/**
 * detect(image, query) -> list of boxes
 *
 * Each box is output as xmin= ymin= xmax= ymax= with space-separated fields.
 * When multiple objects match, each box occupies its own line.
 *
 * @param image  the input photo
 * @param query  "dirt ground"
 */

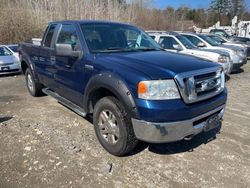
xmin=0 ymin=61 xmax=250 ymax=188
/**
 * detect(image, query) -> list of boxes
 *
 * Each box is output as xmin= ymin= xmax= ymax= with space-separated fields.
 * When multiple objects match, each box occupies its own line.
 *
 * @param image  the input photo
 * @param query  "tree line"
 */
xmin=0 ymin=0 xmax=249 ymax=44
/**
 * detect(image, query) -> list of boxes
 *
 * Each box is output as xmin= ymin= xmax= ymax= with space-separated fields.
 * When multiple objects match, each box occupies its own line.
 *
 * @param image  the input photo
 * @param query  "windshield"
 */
xmin=0 ymin=46 xmax=13 ymax=56
xmin=199 ymin=35 xmax=220 ymax=46
xmin=176 ymin=35 xmax=196 ymax=49
xmin=208 ymin=35 xmax=226 ymax=44
xmin=80 ymin=23 xmax=162 ymax=53
xmin=7 ymin=45 xmax=18 ymax=52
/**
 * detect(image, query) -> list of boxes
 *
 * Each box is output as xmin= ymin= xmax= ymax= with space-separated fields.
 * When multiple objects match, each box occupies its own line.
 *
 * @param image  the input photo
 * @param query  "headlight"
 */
xmin=218 ymin=55 xmax=228 ymax=63
xmin=236 ymin=50 xmax=245 ymax=57
xmin=138 ymin=80 xmax=180 ymax=100
xmin=216 ymin=69 xmax=225 ymax=89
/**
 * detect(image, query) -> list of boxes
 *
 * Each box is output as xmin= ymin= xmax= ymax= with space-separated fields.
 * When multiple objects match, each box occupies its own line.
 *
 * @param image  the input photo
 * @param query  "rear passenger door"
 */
xmin=38 ymin=24 xmax=59 ymax=89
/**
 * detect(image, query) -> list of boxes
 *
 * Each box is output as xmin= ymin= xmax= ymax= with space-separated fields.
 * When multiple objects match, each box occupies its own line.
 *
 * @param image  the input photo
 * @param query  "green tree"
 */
xmin=209 ymin=0 xmax=231 ymax=24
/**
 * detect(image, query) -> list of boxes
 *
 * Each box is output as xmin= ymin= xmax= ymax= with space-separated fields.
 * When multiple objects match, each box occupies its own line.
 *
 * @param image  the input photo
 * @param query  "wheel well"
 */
xmin=21 ymin=61 xmax=28 ymax=74
xmin=88 ymin=87 xmax=118 ymax=113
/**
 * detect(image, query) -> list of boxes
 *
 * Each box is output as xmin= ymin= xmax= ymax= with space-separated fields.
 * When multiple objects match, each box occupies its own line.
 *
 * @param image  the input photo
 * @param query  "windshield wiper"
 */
xmin=133 ymin=47 xmax=164 ymax=51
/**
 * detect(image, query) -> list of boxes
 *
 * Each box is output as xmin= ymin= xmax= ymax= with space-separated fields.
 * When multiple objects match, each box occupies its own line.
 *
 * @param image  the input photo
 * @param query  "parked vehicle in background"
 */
xmin=6 ymin=44 xmax=19 ymax=60
xmin=232 ymin=37 xmax=250 ymax=44
xmin=209 ymin=29 xmax=232 ymax=38
xmin=19 ymin=20 xmax=227 ymax=156
xmin=207 ymin=35 xmax=250 ymax=58
xmin=0 ymin=45 xmax=21 ymax=75
xmin=181 ymin=33 xmax=247 ymax=72
xmin=148 ymin=31 xmax=231 ymax=74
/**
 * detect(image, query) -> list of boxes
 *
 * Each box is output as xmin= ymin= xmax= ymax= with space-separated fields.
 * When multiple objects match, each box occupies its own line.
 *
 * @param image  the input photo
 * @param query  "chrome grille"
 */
xmin=175 ymin=67 xmax=225 ymax=104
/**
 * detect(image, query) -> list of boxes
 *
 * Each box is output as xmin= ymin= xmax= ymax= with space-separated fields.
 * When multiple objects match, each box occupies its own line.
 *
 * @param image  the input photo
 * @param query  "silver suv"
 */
xmin=148 ymin=32 xmax=231 ymax=74
xmin=180 ymin=33 xmax=247 ymax=72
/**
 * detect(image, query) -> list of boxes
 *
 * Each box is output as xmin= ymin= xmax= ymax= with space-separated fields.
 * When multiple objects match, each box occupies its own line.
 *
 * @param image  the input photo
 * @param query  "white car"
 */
xmin=180 ymin=33 xmax=247 ymax=72
xmin=0 ymin=45 xmax=21 ymax=75
xmin=148 ymin=32 xmax=231 ymax=74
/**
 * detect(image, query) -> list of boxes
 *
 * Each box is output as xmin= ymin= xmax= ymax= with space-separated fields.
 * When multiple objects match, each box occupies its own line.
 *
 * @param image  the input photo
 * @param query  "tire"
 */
xmin=25 ymin=68 xmax=43 ymax=97
xmin=93 ymin=96 xmax=138 ymax=156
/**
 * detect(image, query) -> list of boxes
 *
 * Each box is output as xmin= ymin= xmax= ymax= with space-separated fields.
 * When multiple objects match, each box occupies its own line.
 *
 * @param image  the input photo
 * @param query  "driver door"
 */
xmin=54 ymin=24 xmax=85 ymax=106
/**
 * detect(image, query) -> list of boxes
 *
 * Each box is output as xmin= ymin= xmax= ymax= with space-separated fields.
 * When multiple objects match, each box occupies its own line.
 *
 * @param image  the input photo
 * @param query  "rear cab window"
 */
xmin=43 ymin=24 xmax=57 ymax=48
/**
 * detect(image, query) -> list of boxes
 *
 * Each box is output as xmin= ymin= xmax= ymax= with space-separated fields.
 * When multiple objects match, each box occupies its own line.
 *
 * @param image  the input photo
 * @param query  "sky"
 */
xmin=155 ymin=0 xmax=250 ymax=10
xmin=155 ymin=0 xmax=211 ymax=9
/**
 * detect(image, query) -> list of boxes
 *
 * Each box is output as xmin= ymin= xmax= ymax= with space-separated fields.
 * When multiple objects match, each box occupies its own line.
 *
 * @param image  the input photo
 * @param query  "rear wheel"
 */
xmin=93 ymin=96 xmax=138 ymax=156
xmin=25 ymin=68 xmax=43 ymax=97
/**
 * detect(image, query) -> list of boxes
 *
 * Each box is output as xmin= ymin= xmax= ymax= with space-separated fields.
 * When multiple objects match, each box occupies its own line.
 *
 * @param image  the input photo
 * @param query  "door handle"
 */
xmin=65 ymin=64 xmax=71 ymax=68
xmin=50 ymin=56 xmax=56 ymax=63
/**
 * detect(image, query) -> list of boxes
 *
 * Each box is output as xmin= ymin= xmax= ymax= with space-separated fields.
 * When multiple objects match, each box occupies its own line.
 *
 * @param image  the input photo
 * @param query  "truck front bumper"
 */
xmin=132 ymin=105 xmax=225 ymax=143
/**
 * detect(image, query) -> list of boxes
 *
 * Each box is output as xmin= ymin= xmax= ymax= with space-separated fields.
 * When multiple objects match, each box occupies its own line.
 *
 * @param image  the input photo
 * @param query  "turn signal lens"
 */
xmin=138 ymin=82 xmax=147 ymax=94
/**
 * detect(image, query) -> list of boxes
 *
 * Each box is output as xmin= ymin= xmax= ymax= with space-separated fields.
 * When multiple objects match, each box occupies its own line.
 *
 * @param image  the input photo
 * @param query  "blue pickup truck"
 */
xmin=19 ymin=20 xmax=227 ymax=156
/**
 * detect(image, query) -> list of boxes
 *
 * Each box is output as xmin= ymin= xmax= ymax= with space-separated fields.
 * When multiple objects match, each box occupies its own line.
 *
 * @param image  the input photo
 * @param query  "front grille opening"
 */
xmin=175 ymin=68 xmax=224 ymax=104
xmin=193 ymin=111 xmax=220 ymax=127
xmin=194 ymin=72 xmax=216 ymax=80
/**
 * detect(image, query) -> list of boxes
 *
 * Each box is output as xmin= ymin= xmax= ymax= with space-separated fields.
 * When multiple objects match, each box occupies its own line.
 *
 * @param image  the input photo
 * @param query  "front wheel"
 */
xmin=25 ymin=68 xmax=43 ymax=97
xmin=93 ymin=96 xmax=138 ymax=156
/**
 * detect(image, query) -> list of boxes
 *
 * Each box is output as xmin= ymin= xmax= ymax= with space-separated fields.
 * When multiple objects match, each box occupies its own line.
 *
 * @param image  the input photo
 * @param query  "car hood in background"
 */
xmin=197 ymin=48 xmax=230 ymax=56
xmin=0 ymin=55 xmax=18 ymax=65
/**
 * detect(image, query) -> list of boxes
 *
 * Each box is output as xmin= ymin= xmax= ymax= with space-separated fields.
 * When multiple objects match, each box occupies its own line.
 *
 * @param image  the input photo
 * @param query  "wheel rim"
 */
xmin=27 ymin=73 xmax=34 ymax=92
xmin=98 ymin=110 xmax=120 ymax=145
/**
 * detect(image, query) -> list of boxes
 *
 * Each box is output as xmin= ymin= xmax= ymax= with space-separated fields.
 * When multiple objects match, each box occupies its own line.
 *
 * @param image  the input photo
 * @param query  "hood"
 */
xmin=94 ymin=51 xmax=220 ymax=79
xmin=224 ymin=42 xmax=247 ymax=48
xmin=0 ymin=55 xmax=17 ymax=65
xmin=197 ymin=48 xmax=230 ymax=56
xmin=221 ymin=44 xmax=245 ymax=51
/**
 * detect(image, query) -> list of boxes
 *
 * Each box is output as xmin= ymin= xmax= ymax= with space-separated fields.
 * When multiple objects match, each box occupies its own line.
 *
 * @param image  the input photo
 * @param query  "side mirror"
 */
xmin=197 ymin=42 xmax=206 ymax=48
xmin=173 ymin=44 xmax=183 ymax=51
xmin=55 ymin=44 xmax=80 ymax=58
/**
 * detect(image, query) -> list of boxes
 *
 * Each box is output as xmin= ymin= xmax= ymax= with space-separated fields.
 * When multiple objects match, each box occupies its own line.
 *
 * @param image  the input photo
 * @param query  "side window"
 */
xmin=184 ymin=35 xmax=201 ymax=46
xmin=44 ymin=24 xmax=57 ymax=48
xmin=56 ymin=24 xmax=80 ymax=51
xmin=159 ymin=36 xmax=178 ymax=49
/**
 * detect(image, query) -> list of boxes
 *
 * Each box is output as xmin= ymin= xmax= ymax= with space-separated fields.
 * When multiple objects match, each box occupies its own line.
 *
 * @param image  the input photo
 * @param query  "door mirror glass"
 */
xmin=55 ymin=44 xmax=80 ymax=57
xmin=173 ymin=44 xmax=183 ymax=51
xmin=197 ymin=42 xmax=206 ymax=48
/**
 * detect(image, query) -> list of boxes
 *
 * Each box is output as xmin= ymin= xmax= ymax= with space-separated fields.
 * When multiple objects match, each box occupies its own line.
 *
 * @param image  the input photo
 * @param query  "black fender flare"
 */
xmin=20 ymin=55 xmax=39 ymax=81
xmin=83 ymin=73 xmax=139 ymax=119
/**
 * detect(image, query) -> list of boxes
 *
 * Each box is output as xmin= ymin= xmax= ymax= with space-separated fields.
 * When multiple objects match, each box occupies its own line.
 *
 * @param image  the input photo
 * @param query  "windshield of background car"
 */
xmin=80 ymin=23 xmax=162 ymax=53
xmin=176 ymin=35 xmax=196 ymax=49
xmin=213 ymin=30 xmax=230 ymax=38
xmin=209 ymin=35 xmax=225 ymax=43
xmin=0 ymin=47 xmax=13 ymax=56
xmin=8 ymin=45 xmax=18 ymax=52
xmin=199 ymin=35 xmax=220 ymax=46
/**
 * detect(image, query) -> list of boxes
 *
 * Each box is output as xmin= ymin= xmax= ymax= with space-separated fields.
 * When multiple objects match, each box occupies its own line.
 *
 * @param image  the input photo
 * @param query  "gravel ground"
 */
xmin=0 ymin=61 xmax=250 ymax=188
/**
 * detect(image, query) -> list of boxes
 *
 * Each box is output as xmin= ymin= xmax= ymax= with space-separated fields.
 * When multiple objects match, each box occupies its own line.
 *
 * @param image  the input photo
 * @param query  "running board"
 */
xmin=42 ymin=88 xmax=87 ymax=117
